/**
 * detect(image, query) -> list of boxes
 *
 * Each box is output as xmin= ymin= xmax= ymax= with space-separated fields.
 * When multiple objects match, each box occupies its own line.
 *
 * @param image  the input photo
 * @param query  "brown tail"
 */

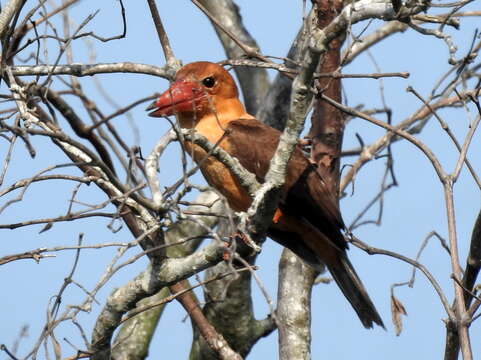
xmin=328 ymin=255 xmax=385 ymax=329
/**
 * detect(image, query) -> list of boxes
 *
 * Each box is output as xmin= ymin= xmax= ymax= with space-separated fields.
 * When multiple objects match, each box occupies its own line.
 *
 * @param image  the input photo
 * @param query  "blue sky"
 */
xmin=1 ymin=1 xmax=480 ymax=359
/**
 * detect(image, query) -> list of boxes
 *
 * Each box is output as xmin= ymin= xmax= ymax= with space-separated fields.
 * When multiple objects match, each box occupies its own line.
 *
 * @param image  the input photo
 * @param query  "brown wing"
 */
xmin=225 ymin=119 xmax=346 ymax=250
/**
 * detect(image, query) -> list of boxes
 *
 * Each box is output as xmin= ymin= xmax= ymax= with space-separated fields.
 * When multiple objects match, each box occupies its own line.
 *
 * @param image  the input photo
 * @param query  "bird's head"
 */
xmin=147 ymin=61 xmax=240 ymax=127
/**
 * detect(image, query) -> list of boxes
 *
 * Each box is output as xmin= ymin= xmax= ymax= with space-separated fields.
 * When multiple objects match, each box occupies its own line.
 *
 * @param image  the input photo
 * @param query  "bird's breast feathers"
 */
xmin=184 ymin=139 xmax=253 ymax=212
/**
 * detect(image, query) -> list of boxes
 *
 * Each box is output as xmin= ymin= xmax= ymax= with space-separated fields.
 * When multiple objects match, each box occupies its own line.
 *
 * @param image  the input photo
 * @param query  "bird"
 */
xmin=147 ymin=61 xmax=384 ymax=329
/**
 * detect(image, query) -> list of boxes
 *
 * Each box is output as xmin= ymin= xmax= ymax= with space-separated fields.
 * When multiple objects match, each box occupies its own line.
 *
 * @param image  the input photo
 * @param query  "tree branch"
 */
xmin=146 ymin=0 xmax=181 ymax=71
xmin=0 ymin=0 xmax=24 ymax=39
xmin=278 ymin=249 xmax=317 ymax=360
xmin=90 ymin=241 xmax=226 ymax=359
xmin=10 ymin=62 xmax=172 ymax=79
xmin=197 ymin=0 xmax=270 ymax=114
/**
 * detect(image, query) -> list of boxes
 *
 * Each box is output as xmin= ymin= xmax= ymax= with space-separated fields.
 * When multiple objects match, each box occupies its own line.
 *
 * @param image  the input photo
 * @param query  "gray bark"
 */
xmin=278 ymin=249 xmax=317 ymax=360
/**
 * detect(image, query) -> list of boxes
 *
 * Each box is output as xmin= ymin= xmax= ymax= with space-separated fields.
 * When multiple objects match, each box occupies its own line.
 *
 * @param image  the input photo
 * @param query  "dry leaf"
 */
xmin=39 ymin=222 xmax=53 ymax=234
xmin=391 ymin=294 xmax=408 ymax=336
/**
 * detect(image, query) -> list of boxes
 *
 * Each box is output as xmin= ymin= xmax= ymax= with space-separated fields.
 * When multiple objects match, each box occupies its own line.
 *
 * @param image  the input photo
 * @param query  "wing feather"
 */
xmin=225 ymin=119 xmax=346 ymax=250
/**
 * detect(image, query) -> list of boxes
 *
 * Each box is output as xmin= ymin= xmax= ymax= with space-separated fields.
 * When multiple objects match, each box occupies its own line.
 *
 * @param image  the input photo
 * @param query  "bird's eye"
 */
xmin=202 ymin=76 xmax=216 ymax=88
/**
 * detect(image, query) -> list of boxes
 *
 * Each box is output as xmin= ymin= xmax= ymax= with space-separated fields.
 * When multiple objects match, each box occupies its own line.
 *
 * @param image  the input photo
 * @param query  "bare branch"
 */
xmin=11 ymin=62 xmax=172 ymax=78
xmin=145 ymin=129 xmax=176 ymax=208
xmin=320 ymin=93 xmax=447 ymax=181
xmin=197 ymin=0 xmax=270 ymax=114
xmin=0 ymin=0 xmax=24 ymax=39
xmin=146 ymin=0 xmax=181 ymax=71
xmin=350 ymin=236 xmax=454 ymax=319
xmin=90 ymin=241 xmax=226 ymax=359
xmin=278 ymin=249 xmax=317 ymax=360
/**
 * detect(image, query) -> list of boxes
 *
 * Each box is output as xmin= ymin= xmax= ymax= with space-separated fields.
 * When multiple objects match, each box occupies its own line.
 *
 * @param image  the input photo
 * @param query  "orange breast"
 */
xmin=183 ymin=140 xmax=252 ymax=212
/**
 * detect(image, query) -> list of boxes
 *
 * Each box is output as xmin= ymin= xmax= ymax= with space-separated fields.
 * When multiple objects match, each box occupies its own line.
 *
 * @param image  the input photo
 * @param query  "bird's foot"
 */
xmin=233 ymin=230 xmax=261 ymax=254
xmin=220 ymin=236 xmax=234 ymax=261
xmin=221 ymin=230 xmax=262 ymax=261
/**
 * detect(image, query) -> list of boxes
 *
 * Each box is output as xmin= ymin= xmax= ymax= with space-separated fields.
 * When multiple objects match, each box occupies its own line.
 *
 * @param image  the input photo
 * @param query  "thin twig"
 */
xmin=146 ymin=0 xmax=180 ymax=70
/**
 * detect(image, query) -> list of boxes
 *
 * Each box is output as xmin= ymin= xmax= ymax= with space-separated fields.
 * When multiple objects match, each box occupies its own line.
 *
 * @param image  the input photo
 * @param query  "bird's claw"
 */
xmin=220 ymin=236 xmax=234 ymax=261
xmin=234 ymin=231 xmax=261 ymax=254
xmin=220 ymin=231 xmax=261 ymax=261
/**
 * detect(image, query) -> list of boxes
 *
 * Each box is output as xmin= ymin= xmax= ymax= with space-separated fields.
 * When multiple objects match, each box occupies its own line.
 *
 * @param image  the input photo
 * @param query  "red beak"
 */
xmin=146 ymin=80 xmax=207 ymax=117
